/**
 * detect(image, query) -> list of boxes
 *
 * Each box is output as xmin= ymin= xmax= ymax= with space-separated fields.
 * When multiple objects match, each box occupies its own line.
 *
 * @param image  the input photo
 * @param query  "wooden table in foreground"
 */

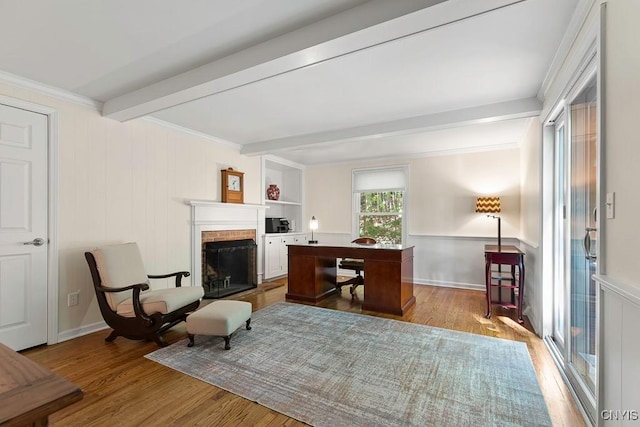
xmin=0 ymin=343 xmax=83 ymax=426
xmin=286 ymin=243 xmax=415 ymax=315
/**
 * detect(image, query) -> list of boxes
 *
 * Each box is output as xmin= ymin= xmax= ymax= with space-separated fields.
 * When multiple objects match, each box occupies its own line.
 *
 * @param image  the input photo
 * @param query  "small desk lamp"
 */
xmin=309 ymin=216 xmax=318 ymax=244
xmin=476 ymin=197 xmax=502 ymax=249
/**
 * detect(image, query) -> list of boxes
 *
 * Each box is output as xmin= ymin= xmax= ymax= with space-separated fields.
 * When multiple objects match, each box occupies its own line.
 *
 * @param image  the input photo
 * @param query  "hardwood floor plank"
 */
xmin=23 ymin=281 xmax=584 ymax=426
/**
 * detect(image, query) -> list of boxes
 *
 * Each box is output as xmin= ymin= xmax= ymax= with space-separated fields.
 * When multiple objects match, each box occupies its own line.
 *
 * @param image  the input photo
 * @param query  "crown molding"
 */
xmin=0 ymin=70 xmax=244 ymax=149
xmin=142 ymin=116 xmax=241 ymax=150
xmin=0 ymin=70 xmax=102 ymax=110
xmin=242 ymin=98 xmax=540 ymax=156
xmin=538 ymin=0 xmax=599 ymax=102
xmin=305 ymin=141 xmax=520 ymax=168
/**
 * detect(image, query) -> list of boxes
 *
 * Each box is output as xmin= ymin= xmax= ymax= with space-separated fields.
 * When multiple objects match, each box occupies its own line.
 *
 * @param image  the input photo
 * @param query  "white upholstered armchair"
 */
xmin=85 ymin=242 xmax=203 ymax=347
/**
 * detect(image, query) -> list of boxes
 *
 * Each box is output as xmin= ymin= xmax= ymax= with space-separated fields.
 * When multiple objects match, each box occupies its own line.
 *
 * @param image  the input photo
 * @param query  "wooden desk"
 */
xmin=0 ymin=343 xmax=83 ymax=426
xmin=484 ymin=244 xmax=525 ymax=324
xmin=286 ymin=243 xmax=415 ymax=315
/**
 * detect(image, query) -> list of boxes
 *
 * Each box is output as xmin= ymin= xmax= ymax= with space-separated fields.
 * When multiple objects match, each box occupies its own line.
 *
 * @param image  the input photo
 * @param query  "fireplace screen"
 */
xmin=203 ymin=239 xmax=257 ymax=298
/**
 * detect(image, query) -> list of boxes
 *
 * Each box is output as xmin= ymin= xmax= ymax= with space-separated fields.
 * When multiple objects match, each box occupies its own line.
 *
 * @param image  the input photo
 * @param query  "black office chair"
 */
xmin=336 ymin=237 xmax=377 ymax=298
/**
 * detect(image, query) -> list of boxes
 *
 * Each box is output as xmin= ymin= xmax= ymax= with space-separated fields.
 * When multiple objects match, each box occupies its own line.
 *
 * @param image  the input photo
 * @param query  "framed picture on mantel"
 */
xmin=221 ymin=168 xmax=244 ymax=204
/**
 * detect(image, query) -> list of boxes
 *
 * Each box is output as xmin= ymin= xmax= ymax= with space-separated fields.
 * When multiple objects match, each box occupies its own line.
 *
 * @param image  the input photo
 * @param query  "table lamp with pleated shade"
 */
xmin=476 ymin=197 xmax=502 ymax=248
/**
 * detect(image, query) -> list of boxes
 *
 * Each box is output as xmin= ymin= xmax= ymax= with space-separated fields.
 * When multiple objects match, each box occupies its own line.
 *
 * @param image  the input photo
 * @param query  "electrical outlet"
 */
xmin=68 ymin=291 xmax=79 ymax=307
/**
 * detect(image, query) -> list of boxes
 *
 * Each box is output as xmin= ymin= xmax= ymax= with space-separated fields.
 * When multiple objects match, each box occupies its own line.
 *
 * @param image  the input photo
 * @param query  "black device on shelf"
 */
xmin=265 ymin=217 xmax=290 ymax=233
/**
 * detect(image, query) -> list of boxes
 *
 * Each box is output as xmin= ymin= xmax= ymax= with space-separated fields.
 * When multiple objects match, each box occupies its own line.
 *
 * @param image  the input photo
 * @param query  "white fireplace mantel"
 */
xmin=188 ymin=200 xmax=267 ymax=285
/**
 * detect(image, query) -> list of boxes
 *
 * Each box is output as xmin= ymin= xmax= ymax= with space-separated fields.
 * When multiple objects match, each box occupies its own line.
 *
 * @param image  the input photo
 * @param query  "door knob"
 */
xmin=583 ymin=227 xmax=597 ymax=261
xmin=24 ymin=238 xmax=45 ymax=246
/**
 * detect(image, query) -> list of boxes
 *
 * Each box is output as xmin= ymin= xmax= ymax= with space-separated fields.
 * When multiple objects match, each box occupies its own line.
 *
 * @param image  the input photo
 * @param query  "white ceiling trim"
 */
xmin=0 ymin=70 xmax=102 ymax=110
xmin=240 ymin=97 xmax=541 ymax=156
xmin=141 ymin=117 xmax=240 ymax=150
xmin=0 ymin=67 xmax=241 ymax=149
xmin=102 ymin=0 xmax=526 ymax=122
xmin=537 ymin=0 xmax=597 ymax=101
xmin=0 ymin=70 xmax=239 ymax=151
xmin=305 ymin=141 xmax=521 ymax=168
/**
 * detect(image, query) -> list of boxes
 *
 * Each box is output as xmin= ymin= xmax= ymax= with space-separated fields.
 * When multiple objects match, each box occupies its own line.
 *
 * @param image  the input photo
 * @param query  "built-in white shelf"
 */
xmin=261 ymin=155 xmax=304 ymax=230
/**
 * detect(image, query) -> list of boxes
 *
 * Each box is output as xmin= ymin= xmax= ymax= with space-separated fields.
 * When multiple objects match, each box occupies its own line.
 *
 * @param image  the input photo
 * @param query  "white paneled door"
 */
xmin=0 ymin=104 xmax=48 ymax=351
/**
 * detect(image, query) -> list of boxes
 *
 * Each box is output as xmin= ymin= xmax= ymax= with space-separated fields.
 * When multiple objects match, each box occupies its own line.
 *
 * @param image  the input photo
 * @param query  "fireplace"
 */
xmin=203 ymin=239 xmax=257 ymax=298
xmin=189 ymin=200 xmax=267 ymax=292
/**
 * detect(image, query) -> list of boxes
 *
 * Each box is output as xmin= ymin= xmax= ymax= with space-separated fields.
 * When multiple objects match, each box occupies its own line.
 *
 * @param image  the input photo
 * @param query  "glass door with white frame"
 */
xmin=552 ymin=113 xmax=567 ymax=354
xmin=567 ymin=76 xmax=597 ymax=397
xmin=550 ymin=74 xmax=598 ymax=422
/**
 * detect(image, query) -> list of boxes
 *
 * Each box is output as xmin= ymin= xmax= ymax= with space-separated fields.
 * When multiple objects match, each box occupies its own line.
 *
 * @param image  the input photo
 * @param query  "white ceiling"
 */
xmin=0 ymin=0 xmax=580 ymax=165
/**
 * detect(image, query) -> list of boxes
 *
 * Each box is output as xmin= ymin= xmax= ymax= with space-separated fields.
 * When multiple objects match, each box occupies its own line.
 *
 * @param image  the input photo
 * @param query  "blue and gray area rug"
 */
xmin=146 ymin=302 xmax=552 ymax=426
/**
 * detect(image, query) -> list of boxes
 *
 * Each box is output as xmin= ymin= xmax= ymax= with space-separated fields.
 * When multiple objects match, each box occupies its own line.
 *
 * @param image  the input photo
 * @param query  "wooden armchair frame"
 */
xmin=85 ymin=252 xmax=200 ymax=347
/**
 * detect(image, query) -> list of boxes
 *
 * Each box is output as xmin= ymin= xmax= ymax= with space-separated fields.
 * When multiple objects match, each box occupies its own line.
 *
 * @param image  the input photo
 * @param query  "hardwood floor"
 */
xmin=23 ymin=281 xmax=585 ymax=426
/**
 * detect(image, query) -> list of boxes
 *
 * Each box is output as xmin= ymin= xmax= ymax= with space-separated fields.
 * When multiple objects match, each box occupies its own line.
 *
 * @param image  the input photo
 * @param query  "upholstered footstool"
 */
xmin=186 ymin=300 xmax=252 ymax=350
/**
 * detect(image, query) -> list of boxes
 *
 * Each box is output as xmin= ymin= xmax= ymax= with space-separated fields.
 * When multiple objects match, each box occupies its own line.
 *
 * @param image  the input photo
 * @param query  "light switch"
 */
xmin=606 ymin=192 xmax=615 ymax=219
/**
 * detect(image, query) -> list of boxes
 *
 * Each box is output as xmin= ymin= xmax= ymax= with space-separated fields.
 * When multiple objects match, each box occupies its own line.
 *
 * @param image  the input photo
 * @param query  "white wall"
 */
xmin=0 ymin=81 xmax=261 ymax=337
xmin=519 ymin=118 xmax=542 ymax=333
xmin=599 ymin=1 xmax=640 ymax=424
xmin=409 ymin=149 xmax=521 ymax=238
xmin=306 ymin=164 xmax=353 ymax=233
xmin=520 ymin=118 xmax=541 ymax=245
xmin=603 ymin=0 xmax=640 ymax=284
xmin=306 ymin=148 xmax=522 ymax=289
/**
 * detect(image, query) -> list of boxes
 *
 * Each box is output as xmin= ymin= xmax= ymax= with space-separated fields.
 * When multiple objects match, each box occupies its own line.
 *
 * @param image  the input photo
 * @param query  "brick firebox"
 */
xmin=200 ymin=229 xmax=256 ymax=286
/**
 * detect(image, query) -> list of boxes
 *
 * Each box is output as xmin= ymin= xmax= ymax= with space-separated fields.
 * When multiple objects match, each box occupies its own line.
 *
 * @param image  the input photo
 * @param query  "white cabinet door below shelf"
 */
xmin=281 ymin=236 xmax=295 ymax=274
xmin=265 ymin=237 xmax=282 ymax=279
xmin=264 ymin=234 xmax=307 ymax=280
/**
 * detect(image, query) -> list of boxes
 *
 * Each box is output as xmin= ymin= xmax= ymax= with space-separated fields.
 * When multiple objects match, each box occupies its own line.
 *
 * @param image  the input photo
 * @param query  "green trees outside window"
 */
xmin=358 ymin=191 xmax=403 ymax=244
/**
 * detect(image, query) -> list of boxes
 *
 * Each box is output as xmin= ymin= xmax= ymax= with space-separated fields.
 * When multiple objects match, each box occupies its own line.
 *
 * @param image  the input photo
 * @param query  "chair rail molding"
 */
xmin=594 ymin=274 xmax=640 ymax=305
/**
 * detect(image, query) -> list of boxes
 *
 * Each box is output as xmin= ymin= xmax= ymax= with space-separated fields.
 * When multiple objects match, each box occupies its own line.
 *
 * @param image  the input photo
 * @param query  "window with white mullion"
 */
xmin=352 ymin=166 xmax=408 ymax=245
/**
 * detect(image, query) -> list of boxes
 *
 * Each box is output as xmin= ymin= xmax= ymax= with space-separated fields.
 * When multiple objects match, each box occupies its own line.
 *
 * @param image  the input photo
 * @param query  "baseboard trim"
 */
xmin=414 ymin=279 xmax=483 ymax=291
xmin=58 ymin=320 xmax=109 ymax=343
xmin=523 ymin=305 xmax=541 ymax=336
